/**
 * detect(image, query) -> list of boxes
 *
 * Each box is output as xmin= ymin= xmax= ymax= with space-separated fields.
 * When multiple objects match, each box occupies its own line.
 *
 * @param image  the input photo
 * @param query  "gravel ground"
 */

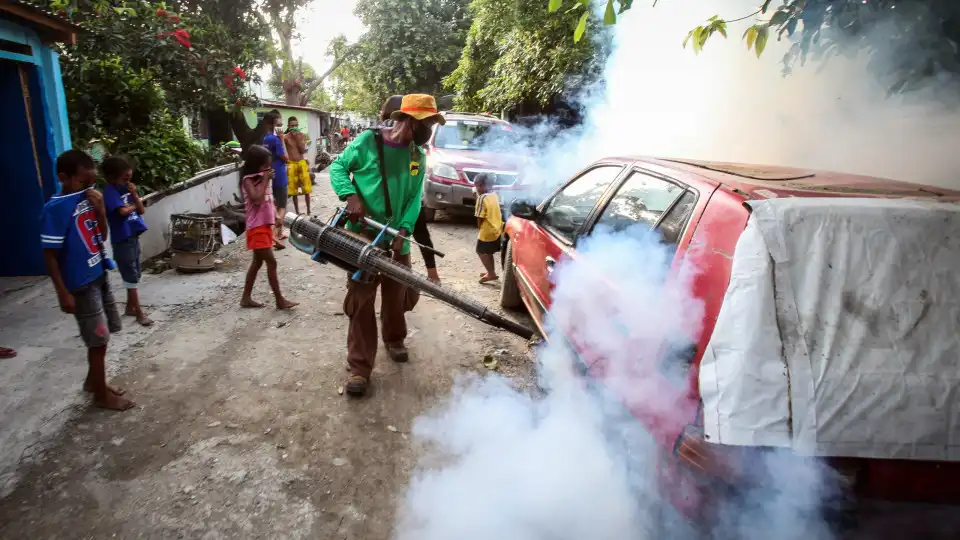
xmin=0 ymin=174 xmax=536 ymax=539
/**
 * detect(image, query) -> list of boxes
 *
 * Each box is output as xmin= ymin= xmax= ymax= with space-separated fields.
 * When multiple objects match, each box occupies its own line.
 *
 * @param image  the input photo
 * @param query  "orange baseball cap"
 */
xmin=390 ymin=94 xmax=446 ymax=125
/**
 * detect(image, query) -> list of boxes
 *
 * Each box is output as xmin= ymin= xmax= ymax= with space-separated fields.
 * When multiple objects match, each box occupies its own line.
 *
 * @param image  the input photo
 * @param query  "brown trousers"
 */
xmin=342 ymin=253 xmax=419 ymax=378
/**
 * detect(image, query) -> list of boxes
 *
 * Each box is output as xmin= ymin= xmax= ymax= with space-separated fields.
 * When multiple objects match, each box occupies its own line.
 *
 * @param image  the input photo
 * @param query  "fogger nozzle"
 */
xmin=283 ymin=212 xmax=536 ymax=340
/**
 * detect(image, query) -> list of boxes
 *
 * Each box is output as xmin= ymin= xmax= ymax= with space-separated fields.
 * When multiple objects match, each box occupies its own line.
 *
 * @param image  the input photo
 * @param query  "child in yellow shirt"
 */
xmin=474 ymin=173 xmax=504 ymax=284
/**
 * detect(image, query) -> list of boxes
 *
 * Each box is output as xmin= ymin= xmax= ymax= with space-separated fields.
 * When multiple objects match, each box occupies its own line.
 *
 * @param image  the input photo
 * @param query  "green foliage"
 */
xmin=330 ymin=0 xmax=472 ymax=114
xmin=50 ymin=0 xmax=269 ymax=189
xmin=121 ymin=112 xmax=206 ymax=193
xmin=446 ymin=0 xmax=605 ymax=113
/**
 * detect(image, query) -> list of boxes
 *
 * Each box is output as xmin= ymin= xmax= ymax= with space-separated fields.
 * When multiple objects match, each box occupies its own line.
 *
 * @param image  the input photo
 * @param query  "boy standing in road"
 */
xmin=102 ymin=156 xmax=152 ymax=327
xmin=284 ymin=116 xmax=312 ymax=215
xmin=261 ymin=112 xmax=289 ymax=242
xmin=41 ymin=150 xmax=134 ymax=411
xmin=474 ymin=173 xmax=503 ymax=284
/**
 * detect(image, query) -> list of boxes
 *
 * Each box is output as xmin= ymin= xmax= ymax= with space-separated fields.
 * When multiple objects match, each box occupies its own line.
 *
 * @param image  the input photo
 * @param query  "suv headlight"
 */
xmin=430 ymin=162 xmax=459 ymax=180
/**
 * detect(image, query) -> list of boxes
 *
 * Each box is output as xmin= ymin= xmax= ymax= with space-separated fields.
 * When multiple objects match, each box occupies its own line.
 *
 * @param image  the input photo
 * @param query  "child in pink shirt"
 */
xmin=239 ymin=145 xmax=298 ymax=310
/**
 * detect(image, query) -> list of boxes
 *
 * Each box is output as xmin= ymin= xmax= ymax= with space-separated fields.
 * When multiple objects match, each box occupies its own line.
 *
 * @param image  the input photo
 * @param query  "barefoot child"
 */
xmin=102 ymin=156 xmax=152 ymax=326
xmin=239 ymin=145 xmax=298 ymax=310
xmin=41 ymin=150 xmax=134 ymax=411
xmin=473 ymin=173 xmax=503 ymax=284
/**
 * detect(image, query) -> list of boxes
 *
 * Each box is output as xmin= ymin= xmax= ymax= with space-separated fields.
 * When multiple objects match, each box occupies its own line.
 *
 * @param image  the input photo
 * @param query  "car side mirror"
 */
xmin=510 ymin=200 xmax=538 ymax=220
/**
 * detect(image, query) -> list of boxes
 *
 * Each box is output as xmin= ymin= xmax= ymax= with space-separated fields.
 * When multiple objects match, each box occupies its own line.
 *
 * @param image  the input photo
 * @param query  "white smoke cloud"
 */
xmin=588 ymin=0 xmax=960 ymax=190
xmin=389 ymin=1 xmax=957 ymax=537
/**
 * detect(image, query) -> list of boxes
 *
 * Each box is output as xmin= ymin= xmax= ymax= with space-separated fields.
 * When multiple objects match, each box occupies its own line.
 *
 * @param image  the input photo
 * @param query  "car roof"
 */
xmin=615 ymin=156 xmax=960 ymax=202
xmin=440 ymin=111 xmax=510 ymax=125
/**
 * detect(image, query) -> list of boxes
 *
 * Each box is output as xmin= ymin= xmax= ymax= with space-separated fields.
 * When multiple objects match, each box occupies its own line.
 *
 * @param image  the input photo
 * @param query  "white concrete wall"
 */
xmin=105 ymin=164 xmax=241 ymax=261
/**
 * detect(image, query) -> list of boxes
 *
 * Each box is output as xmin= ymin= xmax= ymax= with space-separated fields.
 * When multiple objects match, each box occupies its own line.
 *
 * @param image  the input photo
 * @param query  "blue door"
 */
xmin=0 ymin=59 xmax=54 ymax=276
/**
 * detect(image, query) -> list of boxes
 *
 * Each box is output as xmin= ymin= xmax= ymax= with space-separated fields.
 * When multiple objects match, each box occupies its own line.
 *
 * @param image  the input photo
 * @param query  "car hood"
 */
xmin=428 ymin=147 xmax=526 ymax=173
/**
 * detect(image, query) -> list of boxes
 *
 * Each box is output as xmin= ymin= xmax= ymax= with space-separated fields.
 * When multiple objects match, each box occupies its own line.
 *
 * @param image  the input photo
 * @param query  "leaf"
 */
xmin=604 ymin=0 xmax=616 ymax=25
xmin=683 ymin=28 xmax=695 ymax=49
xmin=769 ymin=10 xmax=789 ymax=27
xmin=755 ymin=25 xmax=769 ymax=58
xmin=690 ymin=26 xmax=703 ymax=53
xmin=574 ymin=11 xmax=589 ymax=42
xmin=714 ymin=20 xmax=727 ymax=38
xmin=744 ymin=25 xmax=759 ymax=50
xmin=548 ymin=0 xmax=563 ymax=13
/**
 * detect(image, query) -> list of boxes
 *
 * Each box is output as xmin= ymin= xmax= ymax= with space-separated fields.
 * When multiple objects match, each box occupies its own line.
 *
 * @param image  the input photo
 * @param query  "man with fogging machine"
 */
xmin=379 ymin=95 xmax=443 ymax=285
xmin=329 ymin=94 xmax=445 ymax=397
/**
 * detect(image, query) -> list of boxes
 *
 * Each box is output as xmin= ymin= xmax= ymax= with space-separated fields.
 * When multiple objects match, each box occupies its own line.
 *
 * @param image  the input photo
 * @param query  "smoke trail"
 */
xmin=391 ymin=0 xmax=960 ymax=537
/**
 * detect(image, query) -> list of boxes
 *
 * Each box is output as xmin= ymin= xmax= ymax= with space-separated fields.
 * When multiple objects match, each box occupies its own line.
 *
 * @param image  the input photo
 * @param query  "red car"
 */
xmin=500 ymin=156 xmax=960 ymax=537
xmin=421 ymin=112 xmax=526 ymax=221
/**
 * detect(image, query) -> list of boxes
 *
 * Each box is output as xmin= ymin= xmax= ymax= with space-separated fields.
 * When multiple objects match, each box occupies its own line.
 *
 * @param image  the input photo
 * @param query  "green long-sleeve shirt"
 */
xmin=329 ymin=130 xmax=425 ymax=255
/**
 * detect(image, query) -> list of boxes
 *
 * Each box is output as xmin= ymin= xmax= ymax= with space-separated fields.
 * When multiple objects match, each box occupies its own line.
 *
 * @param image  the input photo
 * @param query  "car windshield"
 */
xmin=433 ymin=120 xmax=515 ymax=151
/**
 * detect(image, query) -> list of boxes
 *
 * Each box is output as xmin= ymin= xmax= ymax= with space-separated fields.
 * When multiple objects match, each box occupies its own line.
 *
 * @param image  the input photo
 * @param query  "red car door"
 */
xmin=512 ymin=165 xmax=626 ymax=327
xmin=577 ymin=168 xmax=706 ymax=442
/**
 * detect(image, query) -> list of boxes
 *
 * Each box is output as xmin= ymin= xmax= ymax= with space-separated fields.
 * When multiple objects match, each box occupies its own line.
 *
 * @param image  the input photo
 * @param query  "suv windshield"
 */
xmin=433 ymin=120 xmax=515 ymax=151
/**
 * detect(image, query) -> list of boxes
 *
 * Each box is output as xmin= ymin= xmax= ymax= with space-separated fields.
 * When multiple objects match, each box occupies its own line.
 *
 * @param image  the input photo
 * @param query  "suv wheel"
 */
xmin=500 ymin=241 xmax=523 ymax=310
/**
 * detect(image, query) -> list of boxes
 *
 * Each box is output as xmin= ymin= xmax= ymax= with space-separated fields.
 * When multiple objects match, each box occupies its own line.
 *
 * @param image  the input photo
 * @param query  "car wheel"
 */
xmin=500 ymin=241 xmax=524 ymax=310
xmin=422 ymin=207 xmax=436 ymax=223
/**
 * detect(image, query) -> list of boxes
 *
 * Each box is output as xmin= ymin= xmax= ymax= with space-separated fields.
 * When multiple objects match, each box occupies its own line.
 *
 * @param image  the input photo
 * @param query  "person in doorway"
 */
xmin=329 ymin=94 xmax=445 ymax=397
xmin=41 ymin=149 xmax=133 ymax=411
xmin=102 ymin=156 xmax=152 ymax=326
xmin=239 ymin=145 xmax=298 ymax=311
xmin=473 ymin=172 xmax=503 ymax=284
xmin=379 ymin=94 xmax=441 ymax=284
xmin=284 ymin=116 xmax=312 ymax=215
xmin=261 ymin=111 xmax=289 ymax=245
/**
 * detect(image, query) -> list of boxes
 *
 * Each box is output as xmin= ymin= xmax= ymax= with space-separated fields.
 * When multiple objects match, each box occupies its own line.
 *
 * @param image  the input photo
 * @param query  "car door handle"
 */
xmin=545 ymin=256 xmax=556 ymax=273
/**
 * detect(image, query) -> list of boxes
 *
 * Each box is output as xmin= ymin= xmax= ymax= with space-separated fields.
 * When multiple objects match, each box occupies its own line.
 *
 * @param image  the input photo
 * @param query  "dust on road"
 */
xmin=0 ymin=175 xmax=535 ymax=539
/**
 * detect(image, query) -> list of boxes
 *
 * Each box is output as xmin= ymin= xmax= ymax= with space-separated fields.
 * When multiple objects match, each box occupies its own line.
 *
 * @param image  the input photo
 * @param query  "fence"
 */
xmin=115 ymin=163 xmax=241 ymax=261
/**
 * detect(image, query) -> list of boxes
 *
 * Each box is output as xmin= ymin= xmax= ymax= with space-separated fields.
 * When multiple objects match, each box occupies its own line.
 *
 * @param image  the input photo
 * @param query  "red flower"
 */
xmin=169 ymin=15 xmax=181 ymax=24
xmin=156 ymin=9 xmax=168 ymax=17
xmin=173 ymin=29 xmax=191 ymax=49
xmin=156 ymin=33 xmax=163 ymax=39
xmin=236 ymin=99 xmax=242 ymax=105
xmin=232 ymin=66 xmax=247 ymax=81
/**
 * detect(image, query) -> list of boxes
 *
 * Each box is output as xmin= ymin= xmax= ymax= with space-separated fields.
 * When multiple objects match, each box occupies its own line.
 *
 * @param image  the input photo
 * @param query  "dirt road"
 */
xmin=0 ymin=174 xmax=534 ymax=539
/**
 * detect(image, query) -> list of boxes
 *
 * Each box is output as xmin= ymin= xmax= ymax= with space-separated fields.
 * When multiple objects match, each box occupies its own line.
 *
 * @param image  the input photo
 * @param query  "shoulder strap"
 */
xmin=372 ymin=128 xmax=393 ymax=219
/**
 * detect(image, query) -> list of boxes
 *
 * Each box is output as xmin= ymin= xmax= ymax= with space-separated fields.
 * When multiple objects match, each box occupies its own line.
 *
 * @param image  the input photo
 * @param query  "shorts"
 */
xmin=287 ymin=160 xmax=312 ymax=195
xmin=476 ymin=237 xmax=502 ymax=255
xmin=246 ymin=224 xmax=274 ymax=250
xmin=72 ymin=274 xmax=122 ymax=348
xmin=112 ymin=236 xmax=142 ymax=289
xmin=273 ymin=184 xmax=288 ymax=211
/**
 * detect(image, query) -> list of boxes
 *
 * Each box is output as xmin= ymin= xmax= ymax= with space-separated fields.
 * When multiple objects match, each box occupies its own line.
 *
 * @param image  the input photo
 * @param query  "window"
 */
xmin=540 ymin=166 xmax=622 ymax=244
xmin=657 ymin=191 xmax=697 ymax=245
xmin=594 ymin=172 xmax=697 ymax=246
xmin=433 ymin=120 xmax=517 ymax=151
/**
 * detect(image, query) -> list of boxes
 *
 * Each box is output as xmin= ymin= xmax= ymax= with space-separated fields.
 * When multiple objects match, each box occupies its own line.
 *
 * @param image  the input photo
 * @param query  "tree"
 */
xmin=260 ymin=0 xmax=358 ymax=106
xmin=48 ymin=0 xmax=266 ymax=190
xmin=447 ymin=0 xmax=608 ymax=114
xmin=555 ymin=0 xmax=960 ymax=95
xmin=331 ymin=0 xmax=472 ymax=113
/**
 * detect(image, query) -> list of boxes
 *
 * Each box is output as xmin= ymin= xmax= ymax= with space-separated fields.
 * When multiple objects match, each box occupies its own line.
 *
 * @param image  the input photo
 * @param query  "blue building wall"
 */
xmin=0 ymin=19 xmax=72 ymax=276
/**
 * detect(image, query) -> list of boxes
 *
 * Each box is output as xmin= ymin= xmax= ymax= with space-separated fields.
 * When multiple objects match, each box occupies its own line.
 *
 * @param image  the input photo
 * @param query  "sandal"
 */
xmin=0 ymin=347 xmax=16 ymax=359
xmin=479 ymin=274 xmax=499 ymax=284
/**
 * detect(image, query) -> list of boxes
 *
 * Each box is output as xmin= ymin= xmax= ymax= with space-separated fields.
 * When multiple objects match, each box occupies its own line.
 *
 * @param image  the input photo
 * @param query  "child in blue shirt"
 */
xmin=41 ymin=150 xmax=134 ymax=411
xmin=102 ymin=156 xmax=152 ymax=327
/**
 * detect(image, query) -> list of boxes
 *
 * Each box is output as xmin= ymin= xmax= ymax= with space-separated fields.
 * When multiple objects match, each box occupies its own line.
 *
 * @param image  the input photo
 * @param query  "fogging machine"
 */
xmin=285 ymin=209 xmax=535 ymax=340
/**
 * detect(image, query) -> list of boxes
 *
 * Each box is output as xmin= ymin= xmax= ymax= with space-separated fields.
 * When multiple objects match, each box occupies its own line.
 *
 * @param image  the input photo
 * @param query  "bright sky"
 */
xmin=294 ymin=0 xmax=365 ymax=75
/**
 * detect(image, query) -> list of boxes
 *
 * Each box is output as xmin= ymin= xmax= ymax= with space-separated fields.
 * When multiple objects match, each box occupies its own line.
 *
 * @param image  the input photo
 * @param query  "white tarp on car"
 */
xmin=700 ymin=197 xmax=960 ymax=461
